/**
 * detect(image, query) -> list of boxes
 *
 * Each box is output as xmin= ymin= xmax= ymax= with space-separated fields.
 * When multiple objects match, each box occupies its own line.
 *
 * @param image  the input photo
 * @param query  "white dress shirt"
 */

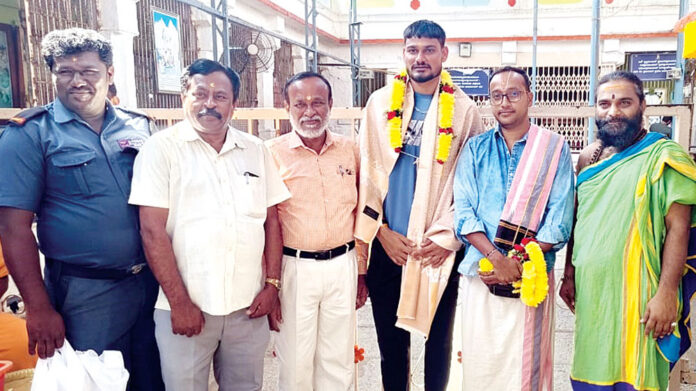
xmin=129 ymin=120 xmax=290 ymax=315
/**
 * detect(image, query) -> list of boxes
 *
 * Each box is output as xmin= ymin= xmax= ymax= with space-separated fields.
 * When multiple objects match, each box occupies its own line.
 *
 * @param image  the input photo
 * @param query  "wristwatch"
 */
xmin=265 ymin=277 xmax=281 ymax=291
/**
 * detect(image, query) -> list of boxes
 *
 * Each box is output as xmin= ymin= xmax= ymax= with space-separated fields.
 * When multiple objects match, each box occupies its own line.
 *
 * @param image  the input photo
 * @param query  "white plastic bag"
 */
xmin=31 ymin=339 xmax=129 ymax=391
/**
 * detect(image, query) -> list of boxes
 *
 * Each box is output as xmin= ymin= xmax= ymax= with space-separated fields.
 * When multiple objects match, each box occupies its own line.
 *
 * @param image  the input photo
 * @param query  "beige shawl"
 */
xmin=355 ymin=76 xmax=483 ymax=337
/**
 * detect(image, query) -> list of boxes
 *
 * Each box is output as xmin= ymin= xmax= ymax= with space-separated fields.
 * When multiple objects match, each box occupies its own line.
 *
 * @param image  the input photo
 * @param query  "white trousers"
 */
xmin=276 ymin=249 xmax=357 ymax=391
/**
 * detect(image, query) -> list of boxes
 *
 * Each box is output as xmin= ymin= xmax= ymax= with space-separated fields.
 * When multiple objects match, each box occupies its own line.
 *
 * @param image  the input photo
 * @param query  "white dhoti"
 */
xmin=459 ymin=275 xmax=554 ymax=391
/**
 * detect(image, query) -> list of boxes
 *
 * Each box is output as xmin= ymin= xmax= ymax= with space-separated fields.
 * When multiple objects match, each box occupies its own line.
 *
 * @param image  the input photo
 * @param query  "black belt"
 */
xmin=487 ymin=283 xmax=520 ymax=298
xmin=283 ymin=241 xmax=355 ymax=261
xmin=46 ymin=258 xmax=148 ymax=280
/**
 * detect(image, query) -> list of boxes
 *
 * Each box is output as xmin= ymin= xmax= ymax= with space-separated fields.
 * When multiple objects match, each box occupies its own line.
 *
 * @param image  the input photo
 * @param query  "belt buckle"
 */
xmin=314 ymin=250 xmax=330 ymax=261
xmin=129 ymin=264 xmax=145 ymax=275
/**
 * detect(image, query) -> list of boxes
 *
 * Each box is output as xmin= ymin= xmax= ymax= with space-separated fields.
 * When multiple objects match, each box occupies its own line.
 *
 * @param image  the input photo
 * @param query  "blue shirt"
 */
xmin=383 ymin=92 xmax=432 ymax=235
xmin=0 ymin=99 xmax=151 ymax=268
xmin=453 ymin=126 xmax=575 ymax=276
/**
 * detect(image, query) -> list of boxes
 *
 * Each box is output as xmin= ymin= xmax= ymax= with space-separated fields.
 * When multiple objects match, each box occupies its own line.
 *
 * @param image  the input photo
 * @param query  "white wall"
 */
xmin=99 ymin=0 xmax=140 ymax=107
xmin=222 ymin=0 xmax=693 ymax=107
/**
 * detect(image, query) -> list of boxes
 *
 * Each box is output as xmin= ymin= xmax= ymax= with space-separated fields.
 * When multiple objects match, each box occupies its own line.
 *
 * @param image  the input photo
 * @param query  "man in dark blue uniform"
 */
xmin=0 ymin=28 xmax=164 ymax=390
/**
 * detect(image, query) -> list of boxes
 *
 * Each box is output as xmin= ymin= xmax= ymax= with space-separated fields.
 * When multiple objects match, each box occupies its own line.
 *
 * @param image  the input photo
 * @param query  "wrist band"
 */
xmin=485 ymin=248 xmax=498 ymax=259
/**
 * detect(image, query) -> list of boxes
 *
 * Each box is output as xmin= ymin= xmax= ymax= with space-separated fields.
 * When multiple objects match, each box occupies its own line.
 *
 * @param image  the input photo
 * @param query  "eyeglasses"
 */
xmin=490 ymin=89 xmax=524 ymax=105
xmin=53 ymin=68 xmax=102 ymax=82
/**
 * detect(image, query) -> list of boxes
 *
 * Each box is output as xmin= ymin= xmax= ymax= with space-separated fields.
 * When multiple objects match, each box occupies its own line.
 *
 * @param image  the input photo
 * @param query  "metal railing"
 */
xmin=1 ymin=105 xmax=692 ymax=152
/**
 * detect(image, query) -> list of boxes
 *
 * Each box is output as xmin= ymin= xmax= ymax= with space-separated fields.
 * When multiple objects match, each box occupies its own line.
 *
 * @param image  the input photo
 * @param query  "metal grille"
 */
xmin=472 ymin=66 xmax=593 ymax=151
xmin=533 ymin=66 xmax=591 ymax=107
xmin=359 ymin=70 xmax=387 ymax=107
xmin=530 ymin=65 xmax=591 ymax=150
xmin=22 ymin=0 xmax=100 ymax=106
xmin=479 ymin=115 xmax=589 ymax=152
xmin=133 ymin=0 xmax=198 ymax=108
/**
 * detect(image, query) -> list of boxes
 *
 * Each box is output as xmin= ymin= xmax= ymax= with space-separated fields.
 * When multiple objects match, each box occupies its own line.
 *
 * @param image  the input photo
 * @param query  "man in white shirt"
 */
xmin=129 ymin=59 xmax=290 ymax=391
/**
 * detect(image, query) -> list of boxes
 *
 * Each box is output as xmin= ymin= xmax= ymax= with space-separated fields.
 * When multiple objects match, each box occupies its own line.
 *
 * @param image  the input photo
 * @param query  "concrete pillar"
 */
xmin=99 ymin=0 xmax=140 ymax=107
xmin=191 ymin=8 xmax=214 ymax=60
xmin=257 ymin=58 xmax=276 ymax=139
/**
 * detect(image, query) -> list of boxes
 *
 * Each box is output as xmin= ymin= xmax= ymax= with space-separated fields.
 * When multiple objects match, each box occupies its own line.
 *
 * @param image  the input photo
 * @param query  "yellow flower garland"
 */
xmin=512 ymin=241 xmax=548 ymax=307
xmin=477 ymin=241 xmax=549 ymax=307
xmin=479 ymin=257 xmax=494 ymax=273
xmin=386 ymin=69 xmax=455 ymax=164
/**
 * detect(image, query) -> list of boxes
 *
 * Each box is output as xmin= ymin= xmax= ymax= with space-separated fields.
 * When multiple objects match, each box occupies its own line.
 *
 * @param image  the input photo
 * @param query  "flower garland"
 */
xmin=386 ymin=69 xmax=455 ymax=164
xmin=478 ymin=237 xmax=549 ymax=307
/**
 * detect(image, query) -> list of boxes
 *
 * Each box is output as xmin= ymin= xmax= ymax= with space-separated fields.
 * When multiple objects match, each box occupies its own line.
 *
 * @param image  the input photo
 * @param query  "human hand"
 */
xmin=356 ymin=275 xmax=368 ymax=309
xmin=26 ymin=306 xmax=65 ymax=358
xmin=268 ymin=296 xmax=282 ymax=332
xmin=377 ymin=225 xmax=416 ymax=266
xmin=170 ymin=298 xmax=205 ymax=337
xmin=487 ymin=251 xmax=522 ymax=284
xmin=413 ymin=239 xmax=451 ymax=268
xmin=247 ymin=285 xmax=278 ymax=318
xmin=478 ymin=270 xmax=503 ymax=286
xmin=642 ymin=289 xmax=678 ymax=340
xmin=559 ymin=275 xmax=576 ymax=313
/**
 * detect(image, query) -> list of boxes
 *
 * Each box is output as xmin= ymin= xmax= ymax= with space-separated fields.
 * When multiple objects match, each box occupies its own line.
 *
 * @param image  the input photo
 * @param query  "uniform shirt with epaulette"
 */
xmin=0 ymin=98 xmax=153 ymax=269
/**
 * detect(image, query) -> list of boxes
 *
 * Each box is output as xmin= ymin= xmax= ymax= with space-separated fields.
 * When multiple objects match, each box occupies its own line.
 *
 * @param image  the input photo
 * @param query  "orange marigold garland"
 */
xmin=386 ymin=69 xmax=455 ymax=164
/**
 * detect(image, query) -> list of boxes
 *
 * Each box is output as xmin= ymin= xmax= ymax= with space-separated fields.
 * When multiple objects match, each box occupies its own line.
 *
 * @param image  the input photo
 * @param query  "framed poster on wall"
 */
xmin=152 ymin=8 xmax=183 ymax=94
xmin=0 ymin=24 xmax=21 ymax=108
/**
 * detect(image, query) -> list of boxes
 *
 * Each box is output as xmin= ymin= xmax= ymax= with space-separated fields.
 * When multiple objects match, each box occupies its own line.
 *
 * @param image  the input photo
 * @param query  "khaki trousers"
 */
xmin=154 ymin=308 xmax=269 ymax=391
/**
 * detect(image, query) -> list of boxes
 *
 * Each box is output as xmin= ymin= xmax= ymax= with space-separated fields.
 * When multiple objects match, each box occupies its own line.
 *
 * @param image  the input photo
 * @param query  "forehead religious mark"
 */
xmin=306 ymin=96 xmax=312 ymax=101
xmin=612 ymin=94 xmax=615 ymax=99
xmin=601 ymin=84 xmax=627 ymax=93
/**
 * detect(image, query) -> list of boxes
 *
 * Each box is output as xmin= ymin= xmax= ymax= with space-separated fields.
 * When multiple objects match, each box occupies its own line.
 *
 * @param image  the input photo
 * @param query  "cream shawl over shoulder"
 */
xmin=356 ymin=77 xmax=483 ymax=336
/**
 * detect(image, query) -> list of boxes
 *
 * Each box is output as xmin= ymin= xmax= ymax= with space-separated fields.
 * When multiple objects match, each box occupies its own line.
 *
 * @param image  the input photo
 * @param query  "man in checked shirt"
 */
xmin=266 ymin=71 xmax=368 ymax=391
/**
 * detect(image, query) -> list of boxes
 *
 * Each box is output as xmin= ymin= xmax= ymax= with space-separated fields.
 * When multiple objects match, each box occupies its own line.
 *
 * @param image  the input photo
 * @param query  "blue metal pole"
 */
xmin=532 ymin=0 xmax=538 ymax=105
xmin=588 ymin=0 xmax=600 ymax=144
xmin=674 ymin=0 xmax=688 ymax=104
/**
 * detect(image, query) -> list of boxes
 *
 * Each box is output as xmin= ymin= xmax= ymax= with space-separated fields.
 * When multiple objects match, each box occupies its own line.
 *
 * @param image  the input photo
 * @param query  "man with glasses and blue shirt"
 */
xmin=453 ymin=66 xmax=574 ymax=390
xmin=0 ymin=28 xmax=163 ymax=390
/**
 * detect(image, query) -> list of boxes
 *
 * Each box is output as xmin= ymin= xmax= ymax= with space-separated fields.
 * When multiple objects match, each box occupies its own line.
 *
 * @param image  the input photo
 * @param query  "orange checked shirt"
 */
xmin=267 ymin=130 xmax=359 ymax=254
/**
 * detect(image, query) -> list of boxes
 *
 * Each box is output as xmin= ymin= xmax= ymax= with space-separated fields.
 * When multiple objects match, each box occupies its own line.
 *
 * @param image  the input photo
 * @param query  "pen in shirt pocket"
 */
xmin=243 ymin=171 xmax=259 ymax=184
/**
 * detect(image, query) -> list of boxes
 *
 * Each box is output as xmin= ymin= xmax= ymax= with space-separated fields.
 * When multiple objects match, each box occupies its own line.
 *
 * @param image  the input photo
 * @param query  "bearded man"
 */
xmin=266 ymin=71 xmax=366 ymax=391
xmin=560 ymin=70 xmax=696 ymax=391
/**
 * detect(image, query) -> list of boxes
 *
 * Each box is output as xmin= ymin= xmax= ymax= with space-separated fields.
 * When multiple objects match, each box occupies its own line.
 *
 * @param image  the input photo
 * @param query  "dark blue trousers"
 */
xmin=45 ymin=262 xmax=165 ymax=391
xmin=366 ymin=238 xmax=461 ymax=391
